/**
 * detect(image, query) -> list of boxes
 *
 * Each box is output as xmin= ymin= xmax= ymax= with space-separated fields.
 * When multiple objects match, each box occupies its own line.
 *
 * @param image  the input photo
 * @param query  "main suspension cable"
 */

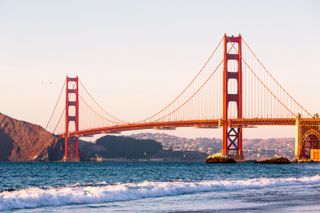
xmin=139 ymin=36 xmax=224 ymax=122
xmin=45 ymin=81 xmax=66 ymax=130
xmin=242 ymin=38 xmax=312 ymax=117
xmin=79 ymin=80 xmax=127 ymax=123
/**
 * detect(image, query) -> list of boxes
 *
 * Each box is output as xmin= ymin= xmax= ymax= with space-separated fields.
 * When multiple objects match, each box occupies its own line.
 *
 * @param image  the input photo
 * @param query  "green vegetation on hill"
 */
xmin=80 ymin=135 xmax=162 ymax=160
xmin=79 ymin=135 xmax=208 ymax=161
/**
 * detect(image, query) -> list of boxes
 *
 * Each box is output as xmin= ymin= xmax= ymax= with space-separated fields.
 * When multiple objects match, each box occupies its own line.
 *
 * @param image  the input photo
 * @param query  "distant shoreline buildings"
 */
xmin=130 ymin=133 xmax=294 ymax=160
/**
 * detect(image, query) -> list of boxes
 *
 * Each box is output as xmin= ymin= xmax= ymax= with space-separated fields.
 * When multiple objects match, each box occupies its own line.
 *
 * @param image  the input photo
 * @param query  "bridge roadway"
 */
xmin=60 ymin=118 xmax=320 ymax=138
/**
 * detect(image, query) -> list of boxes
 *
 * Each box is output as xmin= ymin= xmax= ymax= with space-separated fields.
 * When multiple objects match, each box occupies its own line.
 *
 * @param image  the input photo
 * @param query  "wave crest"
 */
xmin=1 ymin=175 xmax=320 ymax=211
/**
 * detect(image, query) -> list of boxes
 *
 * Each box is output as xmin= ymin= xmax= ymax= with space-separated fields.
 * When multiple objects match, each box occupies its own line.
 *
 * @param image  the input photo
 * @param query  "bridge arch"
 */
xmin=304 ymin=129 xmax=320 ymax=140
xmin=299 ymin=129 xmax=320 ymax=160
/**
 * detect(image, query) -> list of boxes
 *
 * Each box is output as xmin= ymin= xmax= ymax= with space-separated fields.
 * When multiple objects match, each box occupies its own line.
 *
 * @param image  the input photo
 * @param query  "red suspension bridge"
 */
xmin=46 ymin=34 xmax=320 ymax=162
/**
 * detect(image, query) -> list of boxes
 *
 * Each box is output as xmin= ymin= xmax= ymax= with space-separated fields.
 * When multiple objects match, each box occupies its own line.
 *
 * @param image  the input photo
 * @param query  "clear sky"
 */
xmin=0 ymin=0 xmax=319 ymax=139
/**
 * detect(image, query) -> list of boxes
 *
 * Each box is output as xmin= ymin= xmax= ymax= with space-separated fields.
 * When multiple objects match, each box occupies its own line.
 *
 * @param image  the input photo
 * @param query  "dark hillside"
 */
xmin=0 ymin=113 xmax=58 ymax=161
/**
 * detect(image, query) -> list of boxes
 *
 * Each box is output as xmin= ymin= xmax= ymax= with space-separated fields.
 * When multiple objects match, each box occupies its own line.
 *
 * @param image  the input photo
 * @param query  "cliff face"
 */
xmin=0 ymin=113 xmax=58 ymax=161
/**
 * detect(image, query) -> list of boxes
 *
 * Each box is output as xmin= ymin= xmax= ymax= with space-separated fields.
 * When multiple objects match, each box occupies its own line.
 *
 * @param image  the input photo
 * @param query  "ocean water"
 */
xmin=1 ymin=162 xmax=320 ymax=212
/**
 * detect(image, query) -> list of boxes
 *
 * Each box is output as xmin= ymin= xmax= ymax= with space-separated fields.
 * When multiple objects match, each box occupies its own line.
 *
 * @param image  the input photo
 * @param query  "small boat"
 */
xmin=90 ymin=155 xmax=104 ymax=162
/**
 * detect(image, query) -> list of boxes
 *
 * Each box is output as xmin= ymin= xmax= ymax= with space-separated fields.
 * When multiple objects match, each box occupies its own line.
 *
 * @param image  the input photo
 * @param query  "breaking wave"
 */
xmin=1 ymin=175 xmax=320 ymax=211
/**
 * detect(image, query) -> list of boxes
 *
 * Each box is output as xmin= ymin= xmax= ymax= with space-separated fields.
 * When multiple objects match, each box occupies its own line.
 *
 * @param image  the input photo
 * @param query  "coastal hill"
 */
xmin=79 ymin=135 xmax=163 ymax=160
xmin=79 ymin=135 xmax=208 ymax=161
xmin=0 ymin=113 xmax=58 ymax=161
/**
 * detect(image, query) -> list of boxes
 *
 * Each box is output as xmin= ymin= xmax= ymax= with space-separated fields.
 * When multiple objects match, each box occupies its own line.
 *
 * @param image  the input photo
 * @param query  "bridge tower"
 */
xmin=222 ymin=34 xmax=244 ymax=160
xmin=64 ymin=76 xmax=80 ymax=162
xmin=295 ymin=114 xmax=320 ymax=161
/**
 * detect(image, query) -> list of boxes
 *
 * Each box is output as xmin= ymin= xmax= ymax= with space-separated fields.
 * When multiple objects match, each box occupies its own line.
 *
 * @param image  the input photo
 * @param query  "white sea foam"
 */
xmin=1 ymin=175 xmax=320 ymax=211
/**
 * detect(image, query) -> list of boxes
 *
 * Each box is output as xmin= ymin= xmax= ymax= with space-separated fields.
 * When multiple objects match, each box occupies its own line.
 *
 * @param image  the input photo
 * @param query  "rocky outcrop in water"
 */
xmin=0 ymin=113 xmax=59 ymax=161
xmin=256 ymin=156 xmax=290 ymax=164
xmin=206 ymin=153 xmax=236 ymax=163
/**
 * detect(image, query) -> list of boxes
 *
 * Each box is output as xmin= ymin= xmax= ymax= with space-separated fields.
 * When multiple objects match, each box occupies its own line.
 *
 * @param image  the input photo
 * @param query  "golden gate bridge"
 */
xmin=45 ymin=34 xmax=320 ymax=162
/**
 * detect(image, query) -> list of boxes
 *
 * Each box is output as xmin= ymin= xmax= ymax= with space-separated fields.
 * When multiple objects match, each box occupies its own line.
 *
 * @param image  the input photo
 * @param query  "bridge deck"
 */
xmin=60 ymin=118 xmax=320 ymax=138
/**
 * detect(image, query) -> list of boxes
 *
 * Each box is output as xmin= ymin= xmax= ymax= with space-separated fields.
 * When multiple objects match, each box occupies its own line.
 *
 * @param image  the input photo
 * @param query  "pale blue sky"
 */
xmin=0 ymin=0 xmax=319 ymax=138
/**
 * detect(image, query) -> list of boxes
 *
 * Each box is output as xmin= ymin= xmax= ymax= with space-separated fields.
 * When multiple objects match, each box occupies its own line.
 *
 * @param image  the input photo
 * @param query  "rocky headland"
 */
xmin=0 ymin=113 xmax=59 ymax=161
